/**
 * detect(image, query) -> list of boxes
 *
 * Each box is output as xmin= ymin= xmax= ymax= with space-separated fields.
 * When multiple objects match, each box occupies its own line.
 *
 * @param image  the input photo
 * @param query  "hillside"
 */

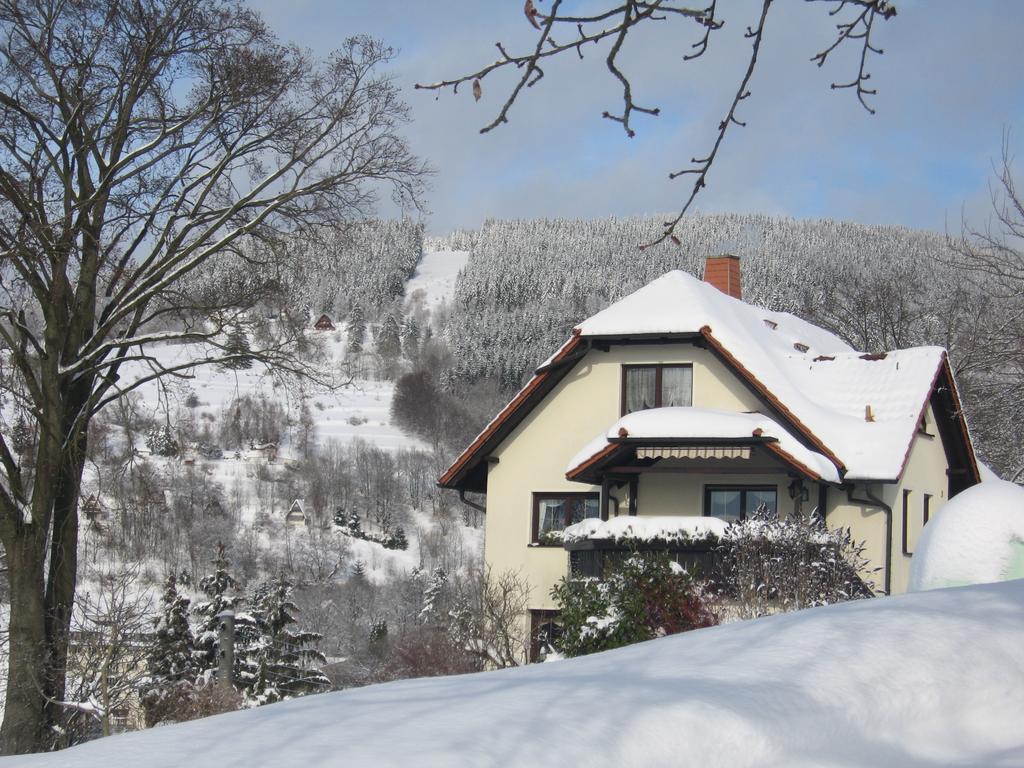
xmin=15 ymin=580 xmax=1024 ymax=768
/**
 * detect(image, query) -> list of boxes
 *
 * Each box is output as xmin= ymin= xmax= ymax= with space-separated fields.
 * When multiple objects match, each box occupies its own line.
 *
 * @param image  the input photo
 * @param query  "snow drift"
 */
xmin=909 ymin=480 xmax=1024 ymax=591
xmin=13 ymin=580 xmax=1024 ymax=768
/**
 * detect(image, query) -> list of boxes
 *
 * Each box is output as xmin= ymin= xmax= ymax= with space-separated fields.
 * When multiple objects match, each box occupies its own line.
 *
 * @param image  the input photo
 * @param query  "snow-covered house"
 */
xmin=313 ymin=314 xmax=336 ymax=331
xmin=439 ymin=256 xmax=979 ymax=655
xmin=286 ymin=499 xmax=308 ymax=527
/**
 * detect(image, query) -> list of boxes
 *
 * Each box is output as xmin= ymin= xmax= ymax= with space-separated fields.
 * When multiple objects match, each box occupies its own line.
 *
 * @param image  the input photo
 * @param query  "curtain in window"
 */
xmin=538 ymin=500 xmax=564 ymax=534
xmin=625 ymin=367 xmax=657 ymax=413
xmin=661 ymin=366 xmax=693 ymax=407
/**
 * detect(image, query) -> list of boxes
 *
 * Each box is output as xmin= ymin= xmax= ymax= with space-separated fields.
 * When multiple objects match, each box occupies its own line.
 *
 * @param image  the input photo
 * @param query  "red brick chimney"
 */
xmin=703 ymin=255 xmax=741 ymax=299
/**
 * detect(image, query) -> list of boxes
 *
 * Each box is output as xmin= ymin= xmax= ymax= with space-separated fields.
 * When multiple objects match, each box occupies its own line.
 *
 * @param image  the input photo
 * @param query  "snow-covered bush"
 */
xmin=551 ymin=551 xmax=718 ymax=657
xmin=145 ymin=424 xmax=179 ymax=457
xmin=909 ymin=480 xmax=1024 ymax=591
xmin=716 ymin=508 xmax=874 ymax=618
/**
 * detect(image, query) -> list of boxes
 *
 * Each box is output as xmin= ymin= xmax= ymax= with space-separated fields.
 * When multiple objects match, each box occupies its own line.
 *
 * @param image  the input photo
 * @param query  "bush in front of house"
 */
xmin=715 ymin=507 xmax=876 ymax=619
xmin=550 ymin=551 xmax=719 ymax=658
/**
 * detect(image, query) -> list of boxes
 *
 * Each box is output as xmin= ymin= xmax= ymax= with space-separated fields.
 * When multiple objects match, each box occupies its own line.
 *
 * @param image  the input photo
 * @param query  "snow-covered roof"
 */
xmin=566 ymin=407 xmax=841 ymax=483
xmin=575 ymin=270 xmax=953 ymax=481
xmin=439 ymin=268 xmax=977 ymax=490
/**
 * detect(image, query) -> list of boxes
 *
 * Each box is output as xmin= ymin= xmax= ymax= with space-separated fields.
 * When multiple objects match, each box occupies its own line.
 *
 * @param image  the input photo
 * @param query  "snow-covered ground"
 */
xmin=403 ymin=248 xmax=468 ymax=313
xmin=117 ymin=247 xmax=469 ymax=457
xmin=15 ymin=580 xmax=1024 ymax=768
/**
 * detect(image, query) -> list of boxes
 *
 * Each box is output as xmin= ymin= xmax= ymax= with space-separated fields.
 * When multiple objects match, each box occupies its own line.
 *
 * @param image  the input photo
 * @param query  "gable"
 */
xmin=439 ymin=271 xmax=980 ymax=491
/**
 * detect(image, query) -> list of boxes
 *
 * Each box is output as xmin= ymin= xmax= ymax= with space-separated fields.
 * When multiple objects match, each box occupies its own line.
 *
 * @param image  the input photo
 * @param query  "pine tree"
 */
xmin=146 ymin=423 xmax=180 ymax=457
xmin=248 ymin=575 xmax=329 ymax=704
xmin=221 ymin=326 xmax=253 ymax=370
xmin=346 ymin=510 xmax=362 ymax=538
xmin=400 ymin=315 xmax=420 ymax=359
xmin=192 ymin=543 xmax=243 ymax=677
xmin=375 ymin=312 xmax=402 ymax=360
xmin=420 ymin=566 xmax=448 ymax=625
xmin=346 ymin=305 xmax=366 ymax=354
xmin=142 ymin=574 xmax=197 ymax=724
xmin=351 ymin=559 xmax=367 ymax=582
xmin=385 ymin=525 xmax=408 ymax=551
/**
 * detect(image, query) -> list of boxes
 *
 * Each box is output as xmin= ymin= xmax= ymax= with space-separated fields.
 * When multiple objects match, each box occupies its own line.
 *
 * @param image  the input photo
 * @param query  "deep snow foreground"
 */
xmin=14 ymin=581 xmax=1024 ymax=768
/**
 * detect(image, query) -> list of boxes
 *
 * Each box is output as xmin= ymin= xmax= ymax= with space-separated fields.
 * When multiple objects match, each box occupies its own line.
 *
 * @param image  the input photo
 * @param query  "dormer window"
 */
xmin=621 ymin=364 xmax=693 ymax=415
xmin=793 ymin=342 xmax=809 ymax=353
xmin=763 ymin=319 xmax=778 ymax=330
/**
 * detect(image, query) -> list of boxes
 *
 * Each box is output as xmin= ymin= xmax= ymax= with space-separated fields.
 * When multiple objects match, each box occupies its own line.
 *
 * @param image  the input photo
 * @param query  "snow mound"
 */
xmin=909 ymin=480 xmax=1024 ymax=591
xmin=563 ymin=515 xmax=727 ymax=543
xmin=19 ymin=581 xmax=1024 ymax=768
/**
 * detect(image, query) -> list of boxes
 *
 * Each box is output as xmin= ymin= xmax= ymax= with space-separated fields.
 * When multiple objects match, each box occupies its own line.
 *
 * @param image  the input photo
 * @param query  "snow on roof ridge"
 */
xmin=572 ymin=270 xmax=949 ymax=480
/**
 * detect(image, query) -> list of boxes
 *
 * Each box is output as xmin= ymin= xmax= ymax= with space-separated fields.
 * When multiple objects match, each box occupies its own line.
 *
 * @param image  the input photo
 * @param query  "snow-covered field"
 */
xmin=15 ymin=580 xmax=1024 ymax=768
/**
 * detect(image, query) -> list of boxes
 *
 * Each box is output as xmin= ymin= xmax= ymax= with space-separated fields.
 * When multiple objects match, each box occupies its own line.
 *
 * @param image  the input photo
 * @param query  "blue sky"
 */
xmin=249 ymin=1 xmax=1024 ymax=236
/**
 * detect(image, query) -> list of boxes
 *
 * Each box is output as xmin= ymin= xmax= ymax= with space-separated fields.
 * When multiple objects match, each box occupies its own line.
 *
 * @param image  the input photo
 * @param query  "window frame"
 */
xmin=531 ymin=492 xmax=601 ymax=546
xmin=620 ymin=363 xmax=694 ymax=416
xmin=702 ymin=484 xmax=778 ymax=522
xmin=902 ymin=488 xmax=912 ymax=556
xmin=529 ymin=609 xmax=562 ymax=662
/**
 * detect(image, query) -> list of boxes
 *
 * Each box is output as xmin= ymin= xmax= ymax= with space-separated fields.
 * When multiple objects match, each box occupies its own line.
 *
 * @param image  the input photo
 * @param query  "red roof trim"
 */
xmin=699 ymin=326 xmax=846 ymax=472
xmin=761 ymin=441 xmax=825 ymax=483
xmin=943 ymin=356 xmax=981 ymax=484
xmin=565 ymin=441 xmax=622 ymax=482
xmin=438 ymin=334 xmax=585 ymax=488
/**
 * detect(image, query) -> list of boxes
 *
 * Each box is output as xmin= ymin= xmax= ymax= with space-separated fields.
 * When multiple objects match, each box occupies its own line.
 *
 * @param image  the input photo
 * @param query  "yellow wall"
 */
xmin=823 ymin=404 xmax=952 ymax=594
xmin=483 ymin=345 xmax=954 ymax=618
xmin=485 ymin=342 xmax=773 ymax=610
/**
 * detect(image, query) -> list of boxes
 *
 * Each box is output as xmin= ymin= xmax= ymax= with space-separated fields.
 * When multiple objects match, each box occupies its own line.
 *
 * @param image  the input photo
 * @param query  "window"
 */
xmin=902 ymin=489 xmax=912 ymax=556
xmin=530 ymin=610 xmax=563 ymax=662
xmin=532 ymin=493 xmax=600 ymax=544
xmin=621 ymin=364 xmax=693 ymax=415
xmin=923 ymin=493 xmax=931 ymax=525
xmin=703 ymin=485 xmax=777 ymax=523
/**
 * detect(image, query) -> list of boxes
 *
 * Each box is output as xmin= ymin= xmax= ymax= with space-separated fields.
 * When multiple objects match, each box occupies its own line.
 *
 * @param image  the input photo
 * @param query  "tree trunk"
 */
xmin=0 ymin=541 xmax=49 ymax=754
xmin=41 ymin=436 xmax=86 ymax=746
xmin=0 ymin=389 xmax=88 ymax=754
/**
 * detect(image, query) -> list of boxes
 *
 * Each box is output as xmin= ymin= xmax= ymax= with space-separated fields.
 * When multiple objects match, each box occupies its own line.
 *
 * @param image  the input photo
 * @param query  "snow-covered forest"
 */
xmin=441 ymin=214 xmax=1017 ymax=477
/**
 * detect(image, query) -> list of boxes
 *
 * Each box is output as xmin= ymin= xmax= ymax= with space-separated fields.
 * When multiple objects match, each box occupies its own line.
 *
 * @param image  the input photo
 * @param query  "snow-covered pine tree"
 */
xmin=387 ymin=525 xmax=409 ymax=551
xmin=375 ymin=311 xmax=402 ymax=361
xmin=145 ymin=423 xmax=179 ymax=457
xmin=351 ymin=559 xmax=367 ymax=582
xmin=141 ymin=574 xmax=197 ymax=724
xmin=420 ymin=567 xmax=448 ymax=625
xmin=247 ymin=575 xmax=329 ymax=704
xmin=346 ymin=510 xmax=362 ymax=538
xmin=221 ymin=326 xmax=253 ymax=370
xmin=192 ymin=543 xmax=243 ymax=678
xmin=346 ymin=304 xmax=366 ymax=354
xmin=400 ymin=315 xmax=420 ymax=359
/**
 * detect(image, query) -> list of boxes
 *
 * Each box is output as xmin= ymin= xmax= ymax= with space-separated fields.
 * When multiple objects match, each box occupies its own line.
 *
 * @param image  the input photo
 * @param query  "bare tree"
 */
xmin=0 ymin=0 xmax=425 ymax=753
xmin=948 ymin=134 xmax=1024 ymax=480
xmin=50 ymin=564 xmax=153 ymax=746
xmin=417 ymin=0 xmax=895 ymax=246
xmin=450 ymin=565 xmax=531 ymax=668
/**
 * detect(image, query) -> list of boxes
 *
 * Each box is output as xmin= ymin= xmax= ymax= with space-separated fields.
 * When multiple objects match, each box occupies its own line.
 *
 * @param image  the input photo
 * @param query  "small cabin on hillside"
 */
xmin=439 ymin=255 xmax=979 ymax=661
xmin=286 ymin=499 xmax=308 ymax=527
xmin=313 ymin=314 xmax=335 ymax=331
